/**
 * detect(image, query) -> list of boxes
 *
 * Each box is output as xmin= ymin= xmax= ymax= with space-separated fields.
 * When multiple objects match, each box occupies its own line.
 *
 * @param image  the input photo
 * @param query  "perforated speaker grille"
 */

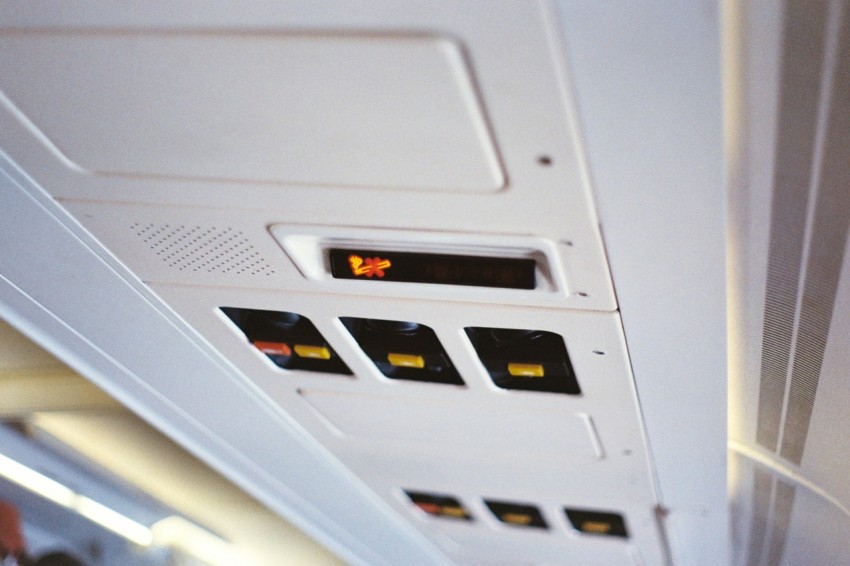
xmin=756 ymin=1 xmax=850 ymax=465
xmin=131 ymin=223 xmax=275 ymax=276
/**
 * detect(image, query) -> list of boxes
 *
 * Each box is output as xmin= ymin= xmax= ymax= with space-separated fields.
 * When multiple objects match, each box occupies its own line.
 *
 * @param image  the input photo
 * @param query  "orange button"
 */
xmin=414 ymin=502 xmax=441 ymax=515
xmin=252 ymin=341 xmax=291 ymax=356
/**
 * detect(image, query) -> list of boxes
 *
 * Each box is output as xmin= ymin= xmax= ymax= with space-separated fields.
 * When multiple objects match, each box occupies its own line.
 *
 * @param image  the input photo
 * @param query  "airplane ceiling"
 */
xmin=20 ymin=2 xmax=850 ymax=565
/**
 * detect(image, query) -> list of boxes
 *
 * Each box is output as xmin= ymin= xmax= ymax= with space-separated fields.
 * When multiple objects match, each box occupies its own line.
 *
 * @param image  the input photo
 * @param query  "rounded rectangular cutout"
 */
xmin=465 ymin=327 xmax=580 ymax=394
xmin=221 ymin=307 xmax=350 ymax=375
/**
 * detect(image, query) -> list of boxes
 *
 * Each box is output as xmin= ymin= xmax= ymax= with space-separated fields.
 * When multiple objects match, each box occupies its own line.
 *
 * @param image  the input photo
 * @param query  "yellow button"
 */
xmin=294 ymin=344 xmax=331 ymax=359
xmin=502 ymin=513 xmax=532 ymax=525
xmin=387 ymin=353 xmax=425 ymax=368
xmin=440 ymin=506 xmax=467 ymax=518
xmin=581 ymin=520 xmax=612 ymax=534
xmin=507 ymin=363 xmax=544 ymax=378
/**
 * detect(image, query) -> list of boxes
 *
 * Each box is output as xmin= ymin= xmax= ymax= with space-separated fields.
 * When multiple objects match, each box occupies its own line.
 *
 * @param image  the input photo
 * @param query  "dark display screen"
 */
xmin=329 ymin=248 xmax=536 ymax=290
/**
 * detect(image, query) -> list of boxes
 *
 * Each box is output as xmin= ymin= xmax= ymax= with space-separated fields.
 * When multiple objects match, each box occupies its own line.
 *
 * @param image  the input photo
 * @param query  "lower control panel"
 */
xmin=153 ymin=283 xmax=665 ymax=565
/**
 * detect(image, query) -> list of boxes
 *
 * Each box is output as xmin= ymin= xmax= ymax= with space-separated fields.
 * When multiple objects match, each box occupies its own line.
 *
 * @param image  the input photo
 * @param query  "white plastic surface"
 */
xmin=555 ymin=2 xmax=728 ymax=565
xmin=59 ymin=202 xmax=618 ymax=311
xmin=0 ymin=3 xmax=606 ymax=277
xmin=299 ymin=389 xmax=597 ymax=457
xmin=0 ymin=2 xmax=735 ymax=565
xmin=0 ymin=31 xmax=503 ymax=192
xmin=152 ymin=282 xmax=666 ymax=565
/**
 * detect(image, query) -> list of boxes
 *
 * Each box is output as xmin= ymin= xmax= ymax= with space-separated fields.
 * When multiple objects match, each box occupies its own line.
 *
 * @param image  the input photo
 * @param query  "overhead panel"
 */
xmin=0 ymin=3 xmax=668 ymax=565
xmin=152 ymin=282 xmax=662 ymax=565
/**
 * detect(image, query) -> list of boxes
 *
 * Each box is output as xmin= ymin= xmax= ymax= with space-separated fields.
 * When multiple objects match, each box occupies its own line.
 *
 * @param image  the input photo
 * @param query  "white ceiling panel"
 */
xmin=0 ymin=2 xmax=735 ymax=565
xmin=0 ymin=31 xmax=503 ymax=192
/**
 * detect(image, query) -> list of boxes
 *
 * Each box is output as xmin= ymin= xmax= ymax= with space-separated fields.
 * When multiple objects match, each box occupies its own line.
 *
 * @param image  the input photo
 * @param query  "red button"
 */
xmin=252 ymin=341 xmax=292 ymax=356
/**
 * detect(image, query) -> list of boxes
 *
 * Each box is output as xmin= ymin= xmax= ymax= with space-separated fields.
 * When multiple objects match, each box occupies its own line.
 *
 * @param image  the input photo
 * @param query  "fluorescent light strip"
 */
xmin=0 ymin=451 xmax=152 ymax=546
xmin=0 ymin=452 xmax=75 ymax=507
xmin=0 ymin=451 xmax=233 ymax=558
xmin=76 ymin=495 xmax=153 ymax=546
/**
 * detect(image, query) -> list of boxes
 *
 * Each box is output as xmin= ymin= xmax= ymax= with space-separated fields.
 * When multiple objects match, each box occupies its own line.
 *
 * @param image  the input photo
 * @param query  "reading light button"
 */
xmin=388 ymin=353 xmax=425 ymax=368
xmin=440 ymin=506 xmax=468 ymax=518
xmin=294 ymin=345 xmax=331 ymax=359
xmin=582 ymin=521 xmax=612 ymax=534
xmin=508 ymin=363 xmax=545 ymax=378
xmin=502 ymin=513 xmax=533 ymax=525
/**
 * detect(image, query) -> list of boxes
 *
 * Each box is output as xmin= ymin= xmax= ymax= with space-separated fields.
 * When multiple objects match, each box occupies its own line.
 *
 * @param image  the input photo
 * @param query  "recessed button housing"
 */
xmin=341 ymin=317 xmax=463 ymax=385
xmin=465 ymin=327 xmax=580 ymax=394
xmin=565 ymin=508 xmax=629 ymax=538
xmin=405 ymin=490 xmax=472 ymax=521
xmin=484 ymin=500 xmax=547 ymax=529
xmin=221 ymin=307 xmax=351 ymax=375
